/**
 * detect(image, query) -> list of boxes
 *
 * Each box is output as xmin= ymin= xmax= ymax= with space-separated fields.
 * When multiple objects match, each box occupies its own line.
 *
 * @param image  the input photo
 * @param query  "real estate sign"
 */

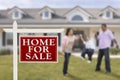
xmin=19 ymin=36 xmax=58 ymax=63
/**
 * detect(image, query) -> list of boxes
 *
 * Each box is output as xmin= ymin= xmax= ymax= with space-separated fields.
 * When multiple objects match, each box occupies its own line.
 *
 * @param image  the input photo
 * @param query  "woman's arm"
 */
xmin=62 ymin=36 xmax=68 ymax=55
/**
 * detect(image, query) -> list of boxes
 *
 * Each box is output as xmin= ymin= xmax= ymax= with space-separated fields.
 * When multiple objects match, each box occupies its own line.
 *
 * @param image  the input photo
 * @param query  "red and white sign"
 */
xmin=19 ymin=36 xmax=58 ymax=63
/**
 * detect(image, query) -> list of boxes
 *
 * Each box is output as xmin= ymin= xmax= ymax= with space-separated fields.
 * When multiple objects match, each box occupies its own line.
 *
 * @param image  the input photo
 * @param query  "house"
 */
xmin=0 ymin=6 xmax=120 ymax=51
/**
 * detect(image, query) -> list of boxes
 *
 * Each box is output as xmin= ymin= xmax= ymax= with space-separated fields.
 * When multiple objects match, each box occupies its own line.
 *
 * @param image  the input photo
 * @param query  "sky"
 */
xmin=0 ymin=0 xmax=120 ymax=9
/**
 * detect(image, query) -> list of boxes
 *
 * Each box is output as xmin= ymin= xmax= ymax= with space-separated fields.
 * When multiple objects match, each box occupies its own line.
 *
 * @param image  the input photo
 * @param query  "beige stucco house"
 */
xmin=0 ymin=6 xmax=120 ymax=51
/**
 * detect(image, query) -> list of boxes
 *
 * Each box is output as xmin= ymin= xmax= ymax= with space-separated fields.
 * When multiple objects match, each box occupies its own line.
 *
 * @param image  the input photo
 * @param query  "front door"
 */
xmin=73 ymin=30 xmax=85 ymax=52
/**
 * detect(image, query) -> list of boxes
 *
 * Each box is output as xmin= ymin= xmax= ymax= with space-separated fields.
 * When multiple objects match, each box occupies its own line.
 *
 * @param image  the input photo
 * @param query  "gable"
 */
xmin=8 ymin=6 xmax=25 ymax=15
xmin=64 ymin=6 xmax=93 ymax=18
xmin=64 ymin=6 xmax=93 ymax=22
xmin=98 ymin=6 xmax=119 ymax=19
xmin=38 ymin=6 xmax=55 ymax=14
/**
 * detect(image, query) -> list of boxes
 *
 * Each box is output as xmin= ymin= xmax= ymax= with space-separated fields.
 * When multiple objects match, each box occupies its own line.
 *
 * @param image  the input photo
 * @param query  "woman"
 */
xmin=62 ymin=28 xmax=77 ymax=76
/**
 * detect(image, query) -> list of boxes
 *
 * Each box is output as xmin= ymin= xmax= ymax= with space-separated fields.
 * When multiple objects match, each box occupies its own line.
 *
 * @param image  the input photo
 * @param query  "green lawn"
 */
xmin=0 ymin=55 xmax=13 ymax=80
xmin=0 ymin=55 xmax=120 ymax=80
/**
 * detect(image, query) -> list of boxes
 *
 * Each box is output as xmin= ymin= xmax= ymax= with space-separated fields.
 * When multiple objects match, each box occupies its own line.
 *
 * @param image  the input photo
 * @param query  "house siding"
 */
xmin=0 ymin=6 xmax=120 ymax=51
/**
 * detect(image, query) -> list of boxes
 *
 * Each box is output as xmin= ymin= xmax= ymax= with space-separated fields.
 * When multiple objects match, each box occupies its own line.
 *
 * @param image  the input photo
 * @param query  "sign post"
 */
xmin=13 ymin=21 xmax=64 ymax=80
xmin=13 ymin=21 xmax=18 ymax=80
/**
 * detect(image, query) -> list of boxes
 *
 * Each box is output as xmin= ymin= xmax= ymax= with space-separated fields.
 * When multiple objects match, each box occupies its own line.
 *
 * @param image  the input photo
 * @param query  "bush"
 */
xmin=0 ymin=49 xmax=12 ymax=55
xmin=110 ymin=48 xmax=120 ymax=55
xmin=58 ymin=51 xmax=63 ymax=55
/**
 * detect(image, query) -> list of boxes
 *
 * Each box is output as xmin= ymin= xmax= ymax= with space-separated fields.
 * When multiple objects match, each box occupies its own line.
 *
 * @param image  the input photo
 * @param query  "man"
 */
xmin=95 ymin=24 xmax=119 ymax=74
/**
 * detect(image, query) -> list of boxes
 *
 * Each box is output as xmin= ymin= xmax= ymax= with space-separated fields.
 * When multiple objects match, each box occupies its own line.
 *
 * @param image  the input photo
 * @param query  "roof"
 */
xmin=38 ymin=6 xmax=55 ymax=14
xmin=8 ymin=6 xmax=25 ymax=14
xmin=0 ymin=6 xmax=120 ymax=25
xmin=64 ymin=6 xmax=93 ymax=17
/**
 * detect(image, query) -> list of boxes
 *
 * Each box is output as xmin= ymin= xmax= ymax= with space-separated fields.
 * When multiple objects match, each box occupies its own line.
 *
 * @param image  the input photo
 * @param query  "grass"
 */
xmin=0 ymin=55 xmax=120 ymax=80
xmin=0 ymin=55 xmax=13 ymax=80
xmin=18 ymin=54 xmax=120 ymax=80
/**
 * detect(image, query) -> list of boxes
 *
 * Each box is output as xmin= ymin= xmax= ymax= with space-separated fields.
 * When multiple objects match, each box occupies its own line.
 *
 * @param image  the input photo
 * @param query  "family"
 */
xmin=62 ymin=24 xmax=119 ymax=76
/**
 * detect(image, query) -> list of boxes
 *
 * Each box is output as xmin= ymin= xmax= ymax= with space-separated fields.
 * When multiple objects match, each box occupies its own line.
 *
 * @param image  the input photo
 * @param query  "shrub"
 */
xmin=110 ymin=48 xmax=120 ymax=55
xmin=58 ymin=51 xmax=62 ymax=55
xmin=0 ymin=49 xmax=12 ymax=55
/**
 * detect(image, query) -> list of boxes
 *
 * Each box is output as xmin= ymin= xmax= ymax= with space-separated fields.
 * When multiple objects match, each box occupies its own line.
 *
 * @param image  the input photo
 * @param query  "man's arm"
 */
xmin=109 ymin=31 xmax=119 ymax=49
xmin=113 ymin=39 xmax=119 ymax=49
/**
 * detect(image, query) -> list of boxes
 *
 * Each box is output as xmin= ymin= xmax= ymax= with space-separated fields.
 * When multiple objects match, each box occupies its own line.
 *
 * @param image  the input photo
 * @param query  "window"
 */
xmin=106 ymin=11 xmax=111 ymax=17
xmin=6 ymin=33 xmax=13 ymax=45
xmin=44 ymin=11 xmax=49 ymax=17
xmin=27 ymin=33 xmax=35 ymax=35
xmin=12 ymin=11 xmax=21 ymax=19
xmin=2 ymin=32 xmax=13 ymax=46
xmin=42 ymin=11 xmax=51 ymax=19
xmin=72 ymin=15 xmax=83 ymax=21
xmin=14 ymin=11 xmax=19 ymax=17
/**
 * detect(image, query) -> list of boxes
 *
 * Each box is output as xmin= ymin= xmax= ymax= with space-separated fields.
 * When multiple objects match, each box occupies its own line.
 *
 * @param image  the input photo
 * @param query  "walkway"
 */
xmin=72 ymin=53 xmax=120 ymax=58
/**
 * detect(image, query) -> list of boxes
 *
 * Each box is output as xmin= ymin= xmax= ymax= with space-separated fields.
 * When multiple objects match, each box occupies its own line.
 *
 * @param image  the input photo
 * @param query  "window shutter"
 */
xmin=58 ymin=33 xmax=61 ymax=46
xmin=17 ymin=33 xmax=19 ymax=46
xmin=2 ymin=31 xmax=6 ymax=46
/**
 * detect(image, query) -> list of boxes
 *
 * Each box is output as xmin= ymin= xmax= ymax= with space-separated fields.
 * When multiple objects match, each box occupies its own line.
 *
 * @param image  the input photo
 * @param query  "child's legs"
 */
xmin=87 ymin=49 xmax=94 ymax=61
xmin=81 ymin=48 xmax=87 ymax=58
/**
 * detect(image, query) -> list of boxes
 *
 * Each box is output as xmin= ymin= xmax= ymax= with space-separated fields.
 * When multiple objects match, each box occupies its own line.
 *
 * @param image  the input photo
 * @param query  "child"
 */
xmin=80 ymin=34 xmax=95 ymax=63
